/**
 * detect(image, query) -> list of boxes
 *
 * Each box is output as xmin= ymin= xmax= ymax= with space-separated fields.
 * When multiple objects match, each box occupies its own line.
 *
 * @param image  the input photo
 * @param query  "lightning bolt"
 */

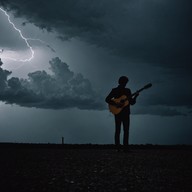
xmin=0 ymin=7 xmax=35 ymax=62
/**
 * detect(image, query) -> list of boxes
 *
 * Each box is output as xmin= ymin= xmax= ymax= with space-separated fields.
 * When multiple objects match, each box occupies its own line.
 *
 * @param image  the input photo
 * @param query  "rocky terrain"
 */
xmin=0 ymin=144 xmax=191 ymax=192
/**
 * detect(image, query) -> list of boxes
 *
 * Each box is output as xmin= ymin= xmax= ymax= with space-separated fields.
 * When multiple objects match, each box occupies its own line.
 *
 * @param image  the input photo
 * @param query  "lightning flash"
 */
xmin=0 ymin=7 xmax=35 ymax=62
xmin=0 ymin=7 xmax=56 ymax=63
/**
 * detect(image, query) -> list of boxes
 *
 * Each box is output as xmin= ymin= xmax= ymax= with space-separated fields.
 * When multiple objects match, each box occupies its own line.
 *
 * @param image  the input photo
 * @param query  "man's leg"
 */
xmin=123 ymin=115 xmax=130 ymax=146
xmin=115 ymin=115 xmax=121 ymax=147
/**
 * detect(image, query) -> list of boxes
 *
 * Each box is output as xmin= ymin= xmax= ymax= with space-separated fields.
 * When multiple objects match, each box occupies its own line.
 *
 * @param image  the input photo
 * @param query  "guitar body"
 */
xmin=108 ymin=95 xmax=129 ymax=115
xmin=108 ymin=83 xmax=152 ymax=115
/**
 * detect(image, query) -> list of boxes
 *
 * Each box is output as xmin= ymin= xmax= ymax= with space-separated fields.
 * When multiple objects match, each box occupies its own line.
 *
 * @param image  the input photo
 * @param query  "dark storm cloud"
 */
xmin=0 ymin=57 xmax=104 ymax=110
xmin=0 ymin=0 xmax=191 ymax=68
xmin=0 ymin=0 xmax=191 ymax=114
xmin=145 ymin=92 xmax=192 ymax=108
xmin=132 ymin=105 xmax=186 ymax=116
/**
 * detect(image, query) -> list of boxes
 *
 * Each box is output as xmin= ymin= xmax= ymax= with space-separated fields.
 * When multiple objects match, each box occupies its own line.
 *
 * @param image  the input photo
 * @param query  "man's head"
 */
xmin=118 ymin=76 xmax=129 ymax=87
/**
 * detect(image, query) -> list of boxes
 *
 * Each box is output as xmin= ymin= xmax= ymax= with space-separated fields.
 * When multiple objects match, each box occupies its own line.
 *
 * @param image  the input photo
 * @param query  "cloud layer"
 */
xmin=0 ymin=0 xmax=191 ymax=69
xmin=0 ymin=57 xmax=188 ymax=116
xmin=0 ymin=0 xmax=191 ymax=116
xmin=0 ymin=57 xmax=104 ymax=110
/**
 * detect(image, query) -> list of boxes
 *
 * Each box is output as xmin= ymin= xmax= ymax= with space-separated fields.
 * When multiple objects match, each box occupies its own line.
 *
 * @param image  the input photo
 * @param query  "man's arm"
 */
xmin=105 ymin=89 xmax=117 ymax=105
xmin=129 ymin=92 xmax=139 ymax=105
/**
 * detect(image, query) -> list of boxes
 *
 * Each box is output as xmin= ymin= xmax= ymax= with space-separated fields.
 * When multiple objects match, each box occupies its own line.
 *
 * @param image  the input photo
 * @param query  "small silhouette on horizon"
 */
xmin=105 ymin=76 xmax=139 ymax=151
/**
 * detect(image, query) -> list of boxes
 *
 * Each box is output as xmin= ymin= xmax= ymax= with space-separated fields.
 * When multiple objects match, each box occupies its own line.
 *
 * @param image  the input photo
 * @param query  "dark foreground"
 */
xmin=0 ymin=144 xmax=192 ymax=192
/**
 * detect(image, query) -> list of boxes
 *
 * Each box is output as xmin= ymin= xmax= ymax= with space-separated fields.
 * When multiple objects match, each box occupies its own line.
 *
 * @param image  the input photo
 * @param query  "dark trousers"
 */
xmin=114 ymin=114 xmax=130 ymax=146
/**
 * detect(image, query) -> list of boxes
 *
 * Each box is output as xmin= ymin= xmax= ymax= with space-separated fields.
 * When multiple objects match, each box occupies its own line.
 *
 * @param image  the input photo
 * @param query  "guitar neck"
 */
xmin=131 ymin=83 xmax=152 ymax=96
xmin=119 ymin=83 xmax=152 ymax=101
xmin=131 ymin=88 xmax=144 ymax=97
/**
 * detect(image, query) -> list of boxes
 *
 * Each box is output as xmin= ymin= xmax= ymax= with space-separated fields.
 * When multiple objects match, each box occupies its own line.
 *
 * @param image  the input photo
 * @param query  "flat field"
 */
xmin=0 ymin=144 xmax=191 ymax=192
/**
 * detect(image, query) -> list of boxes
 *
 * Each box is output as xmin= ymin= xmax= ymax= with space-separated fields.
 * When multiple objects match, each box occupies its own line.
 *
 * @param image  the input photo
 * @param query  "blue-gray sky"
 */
xmin=0 ymin=0 xmax=191 ymax=144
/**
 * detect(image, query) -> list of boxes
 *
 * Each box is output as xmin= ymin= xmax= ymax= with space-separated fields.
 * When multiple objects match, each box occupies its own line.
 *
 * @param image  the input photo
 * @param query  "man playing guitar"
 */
xmin=105 ymin=76 xmax=139 ymax=152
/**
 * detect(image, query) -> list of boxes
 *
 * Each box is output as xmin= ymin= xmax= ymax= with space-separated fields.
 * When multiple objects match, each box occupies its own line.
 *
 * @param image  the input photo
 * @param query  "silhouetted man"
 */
xmin=105 ymin=76 xmax=139 ymax=151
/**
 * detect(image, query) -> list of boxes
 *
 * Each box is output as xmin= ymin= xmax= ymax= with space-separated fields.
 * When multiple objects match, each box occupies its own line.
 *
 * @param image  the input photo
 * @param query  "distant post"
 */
xmin=62 ymin=137 xmax=64 ymax=145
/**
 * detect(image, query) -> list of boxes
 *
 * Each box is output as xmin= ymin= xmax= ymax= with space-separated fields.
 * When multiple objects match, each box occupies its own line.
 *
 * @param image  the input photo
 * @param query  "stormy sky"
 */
xmin=0 ymin=0 xmax=191 ymax=144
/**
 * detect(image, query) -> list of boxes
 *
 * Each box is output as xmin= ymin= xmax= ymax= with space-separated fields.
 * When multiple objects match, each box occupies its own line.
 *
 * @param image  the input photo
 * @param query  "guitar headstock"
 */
xmin=133 ymin=83 xmax=152 ymax=95
xmin=144 ymin=83 xmax=152 ymax=89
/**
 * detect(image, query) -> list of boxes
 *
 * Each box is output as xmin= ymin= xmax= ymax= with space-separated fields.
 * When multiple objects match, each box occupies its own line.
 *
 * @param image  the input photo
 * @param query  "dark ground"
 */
xmin=0 ymin=144 xmax=192 ymax=192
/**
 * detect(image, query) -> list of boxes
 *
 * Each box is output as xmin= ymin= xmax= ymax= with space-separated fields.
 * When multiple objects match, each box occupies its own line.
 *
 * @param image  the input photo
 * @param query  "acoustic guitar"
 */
xmin=108 ymin=83 xmax=152 ymax=115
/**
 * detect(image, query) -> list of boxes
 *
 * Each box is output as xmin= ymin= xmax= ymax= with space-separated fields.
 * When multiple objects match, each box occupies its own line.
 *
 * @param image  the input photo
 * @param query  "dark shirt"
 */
xmin=105 ymin=85 xmax=136 ymax=115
